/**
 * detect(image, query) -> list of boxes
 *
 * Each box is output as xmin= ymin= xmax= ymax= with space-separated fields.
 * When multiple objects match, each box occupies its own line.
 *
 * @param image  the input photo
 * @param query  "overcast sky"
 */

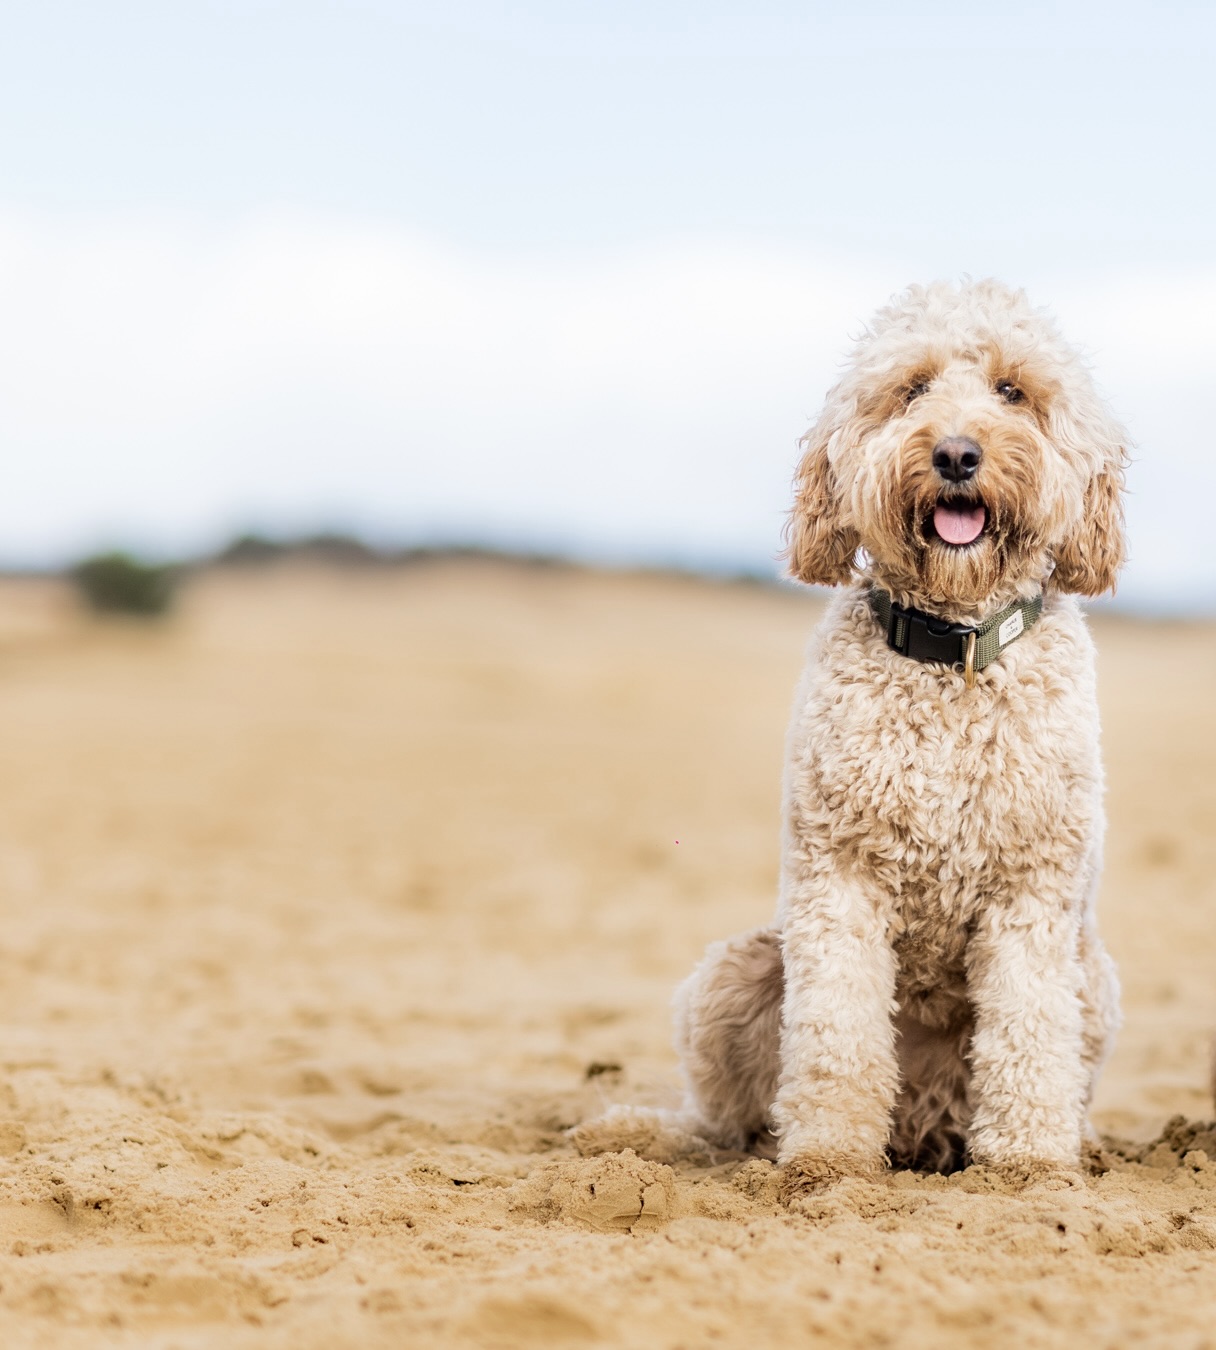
xmin=1 ymin=1 xmax=1213 ymax=608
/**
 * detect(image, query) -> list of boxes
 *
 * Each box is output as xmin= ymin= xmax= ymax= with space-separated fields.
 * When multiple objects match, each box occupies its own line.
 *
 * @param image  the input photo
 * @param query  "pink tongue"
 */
xmin=934 ymin=503 xmax=986 ymax=546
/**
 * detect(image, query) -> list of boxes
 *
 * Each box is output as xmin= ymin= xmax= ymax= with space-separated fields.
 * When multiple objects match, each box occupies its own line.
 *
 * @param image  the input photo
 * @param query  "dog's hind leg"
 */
xmin=1073 ymin=848 xmax=1121 ymax=1141
xmin=888 ymin=1010 xmax=973 ymax=1173
xmin=672 ymin=927 xmax=784 ymax=1156
xmin=1078 ymin=919 xmax=1120 ymax=1134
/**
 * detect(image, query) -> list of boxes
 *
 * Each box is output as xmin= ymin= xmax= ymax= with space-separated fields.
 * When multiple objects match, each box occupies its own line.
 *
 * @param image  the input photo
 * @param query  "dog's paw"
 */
xmin=959 ymin=1158 xmax=1086 ymax=1194
xmin=777 ymin=1152 xmax=877 ymax=1207
xmin=567 ymin=1106 xmax=714 ymax=1165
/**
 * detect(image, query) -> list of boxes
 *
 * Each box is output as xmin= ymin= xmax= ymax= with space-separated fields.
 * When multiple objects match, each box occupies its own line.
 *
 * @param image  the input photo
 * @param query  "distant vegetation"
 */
xmin=212 ymin=532 xmax=564 ymax=570
xmin=60 ymin=533 xmax=772 ymax=617
xmin=214 ymin=531 xmax=383 ymax=567
xmin=62 ymin=534 xmax=565 ymax=619
xmin=70 ymin=552 xmax=178 ymax=617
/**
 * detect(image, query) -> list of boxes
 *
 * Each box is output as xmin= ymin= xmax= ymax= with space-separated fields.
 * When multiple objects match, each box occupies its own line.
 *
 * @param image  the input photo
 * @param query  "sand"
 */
xmin=0 ymin=559 xmax=1213 ymax=1349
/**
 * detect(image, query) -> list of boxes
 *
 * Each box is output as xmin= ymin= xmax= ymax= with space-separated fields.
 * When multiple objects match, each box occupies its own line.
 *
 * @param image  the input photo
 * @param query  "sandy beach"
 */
xmin=0 ymin=559 xmax=1213 ymax=1349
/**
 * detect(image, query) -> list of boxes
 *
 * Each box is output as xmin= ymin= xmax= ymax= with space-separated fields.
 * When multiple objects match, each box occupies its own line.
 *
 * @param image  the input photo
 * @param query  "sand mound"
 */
xmin=0 ymin=563 xmax=1213 ymax=1348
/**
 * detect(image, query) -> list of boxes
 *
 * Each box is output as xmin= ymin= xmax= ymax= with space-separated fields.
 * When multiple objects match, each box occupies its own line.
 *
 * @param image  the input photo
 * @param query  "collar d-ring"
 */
xmin=963 ymin=631 xmax=977 ymax=689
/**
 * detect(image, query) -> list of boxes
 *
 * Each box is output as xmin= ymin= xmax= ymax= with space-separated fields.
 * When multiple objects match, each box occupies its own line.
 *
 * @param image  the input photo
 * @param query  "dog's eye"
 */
xmin=996 ymin=381 xmax=1024 ymax=404
xmin=902 ymin=381 xmax=930 ymax=405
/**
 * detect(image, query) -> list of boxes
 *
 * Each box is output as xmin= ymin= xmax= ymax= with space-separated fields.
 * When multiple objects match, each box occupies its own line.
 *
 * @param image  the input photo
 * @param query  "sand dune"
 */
xmin=0 ymin=561 xmax=1213 ymax=1349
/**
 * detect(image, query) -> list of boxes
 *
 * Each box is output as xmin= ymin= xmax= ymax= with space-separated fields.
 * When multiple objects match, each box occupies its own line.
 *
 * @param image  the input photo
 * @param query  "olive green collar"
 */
xmin=869 ymin=588 xmax=1043 ymax=687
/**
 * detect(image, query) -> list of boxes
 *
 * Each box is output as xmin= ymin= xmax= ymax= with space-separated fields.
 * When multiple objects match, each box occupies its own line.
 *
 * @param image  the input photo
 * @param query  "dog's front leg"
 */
xmin=966 ymin=899 xmax=1086 ymax=1169
xmin=773 ymin=871 xmax=898 ymax=1199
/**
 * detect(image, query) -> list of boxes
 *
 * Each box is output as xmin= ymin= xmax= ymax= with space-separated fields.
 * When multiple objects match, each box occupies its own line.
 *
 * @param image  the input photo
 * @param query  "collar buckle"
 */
xmin=886 ymin=600 xmax=977 ymax=669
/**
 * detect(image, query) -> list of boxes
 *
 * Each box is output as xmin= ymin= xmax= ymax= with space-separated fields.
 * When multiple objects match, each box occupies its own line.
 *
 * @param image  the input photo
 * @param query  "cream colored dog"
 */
xmin=673 ymin=279 xmax=1127 ymax=1197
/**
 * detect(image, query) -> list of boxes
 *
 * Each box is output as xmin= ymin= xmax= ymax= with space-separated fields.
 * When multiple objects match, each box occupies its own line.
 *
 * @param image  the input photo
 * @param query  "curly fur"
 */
xmin=676 ymin=279 xmax=1127 ymax=1190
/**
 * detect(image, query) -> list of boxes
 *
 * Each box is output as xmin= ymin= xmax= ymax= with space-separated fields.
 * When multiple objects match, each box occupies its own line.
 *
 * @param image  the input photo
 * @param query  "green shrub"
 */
xmin=70 ymin=552 xmax=177 ymax=617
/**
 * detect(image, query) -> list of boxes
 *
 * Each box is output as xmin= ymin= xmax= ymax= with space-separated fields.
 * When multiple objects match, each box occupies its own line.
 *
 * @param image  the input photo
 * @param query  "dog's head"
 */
xmin=787 ymin=280 xmax=1128 ymax=610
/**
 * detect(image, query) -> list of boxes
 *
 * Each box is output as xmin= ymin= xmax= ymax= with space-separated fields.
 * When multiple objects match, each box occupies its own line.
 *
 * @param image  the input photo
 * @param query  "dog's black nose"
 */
xmin=932 ymin=437 xmax=983 ymax=483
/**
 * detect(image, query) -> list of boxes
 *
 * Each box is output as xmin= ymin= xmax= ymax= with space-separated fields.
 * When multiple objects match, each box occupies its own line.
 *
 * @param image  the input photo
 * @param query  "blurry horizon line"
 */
xmin=3 ymin=525 xmax=1208 ymax=621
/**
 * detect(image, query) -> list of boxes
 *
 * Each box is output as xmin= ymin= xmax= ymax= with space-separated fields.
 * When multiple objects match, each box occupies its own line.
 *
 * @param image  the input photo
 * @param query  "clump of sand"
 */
xmin=0 ymin=562 xmax=1212 ymax=1349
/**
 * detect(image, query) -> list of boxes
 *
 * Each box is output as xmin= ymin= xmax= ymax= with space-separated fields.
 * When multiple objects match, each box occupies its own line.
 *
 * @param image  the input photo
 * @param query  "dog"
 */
xmin=672 ymin=279 xmax=1127 ymax=1197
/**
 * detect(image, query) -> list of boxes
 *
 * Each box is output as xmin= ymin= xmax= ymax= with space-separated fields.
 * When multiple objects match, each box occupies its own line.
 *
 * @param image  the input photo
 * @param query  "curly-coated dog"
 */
xmin=674 ymin=279 xmax=1127 ymax=1196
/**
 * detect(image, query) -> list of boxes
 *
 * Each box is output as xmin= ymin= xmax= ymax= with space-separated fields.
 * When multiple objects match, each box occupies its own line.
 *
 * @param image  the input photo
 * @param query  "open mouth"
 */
xmin=927 ymin=496 xmax=987 ymax=547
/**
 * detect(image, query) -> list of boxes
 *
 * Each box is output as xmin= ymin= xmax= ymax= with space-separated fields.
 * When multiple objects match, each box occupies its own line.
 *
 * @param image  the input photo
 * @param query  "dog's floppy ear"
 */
xmin=1049 ymin=395 xmax=1129 ymax=597
xmin=785 ymin=406 xmax=860 ymax=587
xmin=1051 ymin=466 xmax=1127 ymax=595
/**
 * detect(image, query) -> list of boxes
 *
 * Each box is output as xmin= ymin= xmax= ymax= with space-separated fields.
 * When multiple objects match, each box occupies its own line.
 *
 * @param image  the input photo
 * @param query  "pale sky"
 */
xmin=1 ymin=1 xmax=1214 ymax=608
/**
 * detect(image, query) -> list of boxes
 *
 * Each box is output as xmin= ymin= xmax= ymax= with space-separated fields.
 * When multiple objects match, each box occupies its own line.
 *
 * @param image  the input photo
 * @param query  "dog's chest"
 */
xmin=790 ymin=604 xmax=1100 ymax=917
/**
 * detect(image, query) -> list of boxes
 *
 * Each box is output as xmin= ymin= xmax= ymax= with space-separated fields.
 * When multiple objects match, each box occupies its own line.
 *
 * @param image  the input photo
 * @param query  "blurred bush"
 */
xmin=70 ymin=552 xmax=177 ymax=617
